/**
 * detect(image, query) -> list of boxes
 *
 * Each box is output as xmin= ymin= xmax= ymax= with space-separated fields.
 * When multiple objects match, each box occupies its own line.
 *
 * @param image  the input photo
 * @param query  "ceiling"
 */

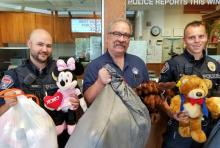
xmin=0 ymin=0 xmax=102 ymax=12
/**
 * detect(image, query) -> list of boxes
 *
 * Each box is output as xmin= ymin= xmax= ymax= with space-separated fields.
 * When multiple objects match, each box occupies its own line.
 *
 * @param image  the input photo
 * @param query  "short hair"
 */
xmin=108 ymin=18 xmax=133 ymax=34
xmin=184 ymin=21 xmax=206 ymax=36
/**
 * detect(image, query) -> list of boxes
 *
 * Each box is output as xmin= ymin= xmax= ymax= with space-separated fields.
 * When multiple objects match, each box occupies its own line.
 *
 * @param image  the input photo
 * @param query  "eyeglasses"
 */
xmin=109 ymin=31 xmax=131 ymax=40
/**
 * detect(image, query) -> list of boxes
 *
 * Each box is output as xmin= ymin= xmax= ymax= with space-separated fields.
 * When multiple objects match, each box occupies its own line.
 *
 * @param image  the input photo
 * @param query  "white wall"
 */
xmin=142 ymin=6 xmax=165 ymax=41
xmin=164 ymin=5 xmax=202 ymax=38
xmin=141 ymin=5 xmax=202 ymax=40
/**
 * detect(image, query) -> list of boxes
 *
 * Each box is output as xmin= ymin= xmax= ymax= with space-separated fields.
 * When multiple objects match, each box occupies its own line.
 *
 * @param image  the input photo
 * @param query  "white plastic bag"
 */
xmin=0 ymin=93 xmax=58 ymax=148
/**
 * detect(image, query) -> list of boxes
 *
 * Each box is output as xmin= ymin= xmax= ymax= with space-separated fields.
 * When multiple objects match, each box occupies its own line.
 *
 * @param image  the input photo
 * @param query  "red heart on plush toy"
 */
xmin=44 ymin=92 xmax=63 ymax=110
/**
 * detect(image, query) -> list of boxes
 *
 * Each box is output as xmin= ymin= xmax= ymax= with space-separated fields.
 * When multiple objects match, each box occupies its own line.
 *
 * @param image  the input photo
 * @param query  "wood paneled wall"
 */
xmin=104 ymin=0 xmax=126 ymax=50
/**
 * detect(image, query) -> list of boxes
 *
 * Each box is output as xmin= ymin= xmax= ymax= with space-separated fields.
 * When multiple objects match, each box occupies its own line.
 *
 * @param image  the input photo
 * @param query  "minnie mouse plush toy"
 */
xmin=44 ymin=57 xmax=87 ymax=135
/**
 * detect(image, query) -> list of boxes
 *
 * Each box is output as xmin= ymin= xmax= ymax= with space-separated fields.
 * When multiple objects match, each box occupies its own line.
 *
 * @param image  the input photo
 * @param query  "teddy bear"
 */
xmin=169 ymin=75 xmax=220 ymax=143
xmin=44 ymin=57 xmax=87 ymax=135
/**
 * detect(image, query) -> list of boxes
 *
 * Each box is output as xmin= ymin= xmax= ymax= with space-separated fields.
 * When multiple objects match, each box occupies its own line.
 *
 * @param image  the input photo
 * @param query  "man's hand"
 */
xmin=173 ymin=111 xmax=189 ymax=124
xmin=4 ymin=91 xmax=17 ymax=107
xmin=97 ymin=68 xmax=111 ymax=85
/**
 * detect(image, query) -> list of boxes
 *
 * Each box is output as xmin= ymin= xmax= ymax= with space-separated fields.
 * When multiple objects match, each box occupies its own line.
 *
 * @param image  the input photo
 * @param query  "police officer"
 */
xmin=160 ymin=21 xmax=220 ymax=148
xmin=0 ymin=29 xmax=80 ymax=148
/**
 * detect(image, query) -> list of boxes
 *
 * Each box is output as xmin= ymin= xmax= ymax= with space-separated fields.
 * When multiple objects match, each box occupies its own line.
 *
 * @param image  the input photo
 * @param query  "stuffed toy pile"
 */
xmin=170 ymin=75 xmax=220 ymax=143
xmin=44 ymin=57 xmax=87 ymax=135
xmin=135 ymin=81 xmax=176 ymax=123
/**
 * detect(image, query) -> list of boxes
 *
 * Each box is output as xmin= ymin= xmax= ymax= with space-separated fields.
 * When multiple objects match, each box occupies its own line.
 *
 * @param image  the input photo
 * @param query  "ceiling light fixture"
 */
xmin=57 ymin=11 xmax=69 ymax=17
xmin=24 ymin=7 xmax=51 ymax=14
xmin=0 ymin=2 xmax=22 ymax=10
xmin=70 ymin=10 xmax=93 ymax=16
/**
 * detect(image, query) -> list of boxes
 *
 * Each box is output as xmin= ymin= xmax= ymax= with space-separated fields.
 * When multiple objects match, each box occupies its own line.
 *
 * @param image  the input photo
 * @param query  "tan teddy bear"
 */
xmin=170 ymin=75 xmax=220 ymax=143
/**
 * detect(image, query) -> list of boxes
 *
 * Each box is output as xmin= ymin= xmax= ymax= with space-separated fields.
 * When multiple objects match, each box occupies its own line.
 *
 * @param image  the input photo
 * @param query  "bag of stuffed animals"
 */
xmin=65 ymin=64 xmax=151 ymax=148
xmin=0 ymin=88 xmax=58 ymax=148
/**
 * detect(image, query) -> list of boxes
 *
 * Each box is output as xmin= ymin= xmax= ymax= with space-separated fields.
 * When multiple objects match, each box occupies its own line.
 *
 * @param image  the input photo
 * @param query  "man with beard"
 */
xmin=0 ymin=29 xmax=79 ymax=147
xmin=83 ymin=18 xmax=149 ymax=105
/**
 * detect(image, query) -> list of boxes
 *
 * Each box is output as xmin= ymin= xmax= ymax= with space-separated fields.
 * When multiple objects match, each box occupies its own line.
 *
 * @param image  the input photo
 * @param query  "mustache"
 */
xmin=39 ymin=51 xmax=49 ymax=55
xmin=113 ymin=41 xmax=127 ymax=48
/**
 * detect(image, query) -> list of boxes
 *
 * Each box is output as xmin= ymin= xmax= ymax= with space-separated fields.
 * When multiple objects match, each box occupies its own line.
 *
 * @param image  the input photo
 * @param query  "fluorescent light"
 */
xmin=0 ymin=2 xmax=22 ymax=10
xmin=24 ymin=7 xmax=51 ymax=14
xmin=70 ymin=11 xmax=93 ymax=16
xmin=95 ymin=11 xmax=101 ymax=16
xmin=57 ymin=11 xmax=69 ymax=17
xmin=126 ymin=11 xmax=135 ymax=17
xmin=126 ymin=11 xmax=135 ymax=15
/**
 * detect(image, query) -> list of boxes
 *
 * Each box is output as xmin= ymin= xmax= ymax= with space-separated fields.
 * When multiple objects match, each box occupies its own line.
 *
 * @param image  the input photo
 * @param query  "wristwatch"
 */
xmin=151 ymin=26 xmax=161 ymax=36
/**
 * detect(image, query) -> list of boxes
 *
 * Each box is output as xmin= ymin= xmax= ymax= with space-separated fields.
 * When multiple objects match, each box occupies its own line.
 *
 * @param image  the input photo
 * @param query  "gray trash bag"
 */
xmin=65 ymin=64 xmax=151 ymax=148
xmin=203 ymin=119 xmax=220 ymax=148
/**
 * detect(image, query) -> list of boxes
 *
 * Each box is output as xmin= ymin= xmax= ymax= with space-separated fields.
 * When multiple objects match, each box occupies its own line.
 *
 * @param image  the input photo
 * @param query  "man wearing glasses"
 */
xmin=83 ymin=18 xmax=149 ymax=105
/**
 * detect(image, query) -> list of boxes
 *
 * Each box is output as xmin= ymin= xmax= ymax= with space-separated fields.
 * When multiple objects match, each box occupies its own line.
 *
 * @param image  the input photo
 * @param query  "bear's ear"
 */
xmin=204 ymin=79 xmax=212 ymax=89
xmin=182 ymin=78 xmax=189 ymax=85
xmin=177 ymin=76 xmax=189 ymax=88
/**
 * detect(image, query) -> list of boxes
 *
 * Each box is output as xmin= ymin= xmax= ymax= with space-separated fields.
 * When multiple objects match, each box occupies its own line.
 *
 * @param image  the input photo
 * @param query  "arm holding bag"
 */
xmin=66 ymin=64 xmax=151 ymax=148
xmin=0 ymin=90 xmax=58 ymax=148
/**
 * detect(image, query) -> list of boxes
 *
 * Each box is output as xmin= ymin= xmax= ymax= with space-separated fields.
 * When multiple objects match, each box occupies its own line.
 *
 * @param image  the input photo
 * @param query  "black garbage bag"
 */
xmin=65 ymin=64 xmax=151 ymax=148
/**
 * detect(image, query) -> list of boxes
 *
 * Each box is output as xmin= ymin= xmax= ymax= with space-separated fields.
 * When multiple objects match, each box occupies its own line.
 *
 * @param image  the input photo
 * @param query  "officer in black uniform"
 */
xmin=159 ymin=21 xmax=220 ymax=148
xmin=0 ymin=29 xmax=80 ymax=148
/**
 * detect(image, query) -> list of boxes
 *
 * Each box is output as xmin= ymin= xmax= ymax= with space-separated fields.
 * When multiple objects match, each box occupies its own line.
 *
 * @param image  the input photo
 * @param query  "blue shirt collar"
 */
xmin=104 ymin=50 xmax=129 ymax=70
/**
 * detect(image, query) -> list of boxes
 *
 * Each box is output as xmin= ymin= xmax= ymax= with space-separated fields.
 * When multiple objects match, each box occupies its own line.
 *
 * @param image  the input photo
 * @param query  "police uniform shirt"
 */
xmin=0 ymin=58 xmax=58 ymax=106
xmin=83 ymin=51 xmax=149 ymax=93
xmin=160 ymin=49 xmax=220 ymax=96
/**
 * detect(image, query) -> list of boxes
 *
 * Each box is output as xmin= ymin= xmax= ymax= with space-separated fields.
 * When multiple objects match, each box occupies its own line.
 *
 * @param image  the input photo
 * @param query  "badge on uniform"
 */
xmin=161 ymin=62 xmax=169 ymax=73
xmin=207 ymin=61 xmax=216 ymax=72
xmin=0 ymin=75 xmax=14 ymax=89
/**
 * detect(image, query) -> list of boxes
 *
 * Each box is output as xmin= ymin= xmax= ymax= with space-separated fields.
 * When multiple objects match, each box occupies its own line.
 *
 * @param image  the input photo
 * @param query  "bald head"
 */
xmin=29 ymin=29 xmax=52 ymax=42
xmin=27 ymin=29 xmax=53 ymax=67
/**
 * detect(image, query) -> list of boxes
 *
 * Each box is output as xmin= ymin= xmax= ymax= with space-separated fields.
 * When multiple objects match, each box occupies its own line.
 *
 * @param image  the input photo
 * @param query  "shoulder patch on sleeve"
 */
xmin=0 ymin=75 xmax=14 ymax=89
xmin=161 ymin=62 xmax=169 ymax=73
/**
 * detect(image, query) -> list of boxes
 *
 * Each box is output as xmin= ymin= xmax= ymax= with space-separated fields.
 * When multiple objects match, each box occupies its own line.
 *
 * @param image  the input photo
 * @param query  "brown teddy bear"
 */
xmin=170 ymin=75 xmax=220 ymax=143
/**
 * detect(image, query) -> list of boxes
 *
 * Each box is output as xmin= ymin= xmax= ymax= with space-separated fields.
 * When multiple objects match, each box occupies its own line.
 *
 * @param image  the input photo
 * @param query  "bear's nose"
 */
xmin=60 ymin=80 xmax=65 ymax=86
xmin=196 ymin=92 xmax=203 ymax=97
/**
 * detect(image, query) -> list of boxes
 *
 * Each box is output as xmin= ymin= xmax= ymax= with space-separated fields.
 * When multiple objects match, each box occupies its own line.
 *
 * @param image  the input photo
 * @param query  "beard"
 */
xmin=30 ymin=51 xmax=50 ymax=63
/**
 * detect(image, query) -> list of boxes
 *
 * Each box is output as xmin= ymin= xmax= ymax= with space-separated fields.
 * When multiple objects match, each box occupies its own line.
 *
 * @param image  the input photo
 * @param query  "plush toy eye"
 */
xmin=200 ymin=84 xmax=204 ymax=89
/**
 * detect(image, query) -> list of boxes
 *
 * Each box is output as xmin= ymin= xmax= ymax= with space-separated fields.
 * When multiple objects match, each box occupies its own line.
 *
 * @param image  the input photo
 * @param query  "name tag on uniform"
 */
xmin=203 ymin=73 xmax=220 ymax=79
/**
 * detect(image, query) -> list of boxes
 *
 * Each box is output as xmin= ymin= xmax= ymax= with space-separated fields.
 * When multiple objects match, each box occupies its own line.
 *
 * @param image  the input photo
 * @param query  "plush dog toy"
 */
xmin=135 ymin=81 xmax=176 ymax=148
xmin=135 ymin=81 xmax=176 ymax=123
xmin=170 ymin=75 xmax=220 ymax=143
xmin=44 ymin=57 xmax=87 ymax=135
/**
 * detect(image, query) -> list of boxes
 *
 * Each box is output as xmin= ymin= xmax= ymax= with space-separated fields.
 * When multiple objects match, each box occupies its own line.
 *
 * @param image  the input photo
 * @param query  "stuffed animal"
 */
xmin=170 ymin=75 xmax=220 ymax=143
xmin=135 ymin=81 xmax=176 ymax=123
xmin=44 ymin=57 xmax=87 ymax=135
xmin=135 ymin=81 xmax=176 ymax=148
